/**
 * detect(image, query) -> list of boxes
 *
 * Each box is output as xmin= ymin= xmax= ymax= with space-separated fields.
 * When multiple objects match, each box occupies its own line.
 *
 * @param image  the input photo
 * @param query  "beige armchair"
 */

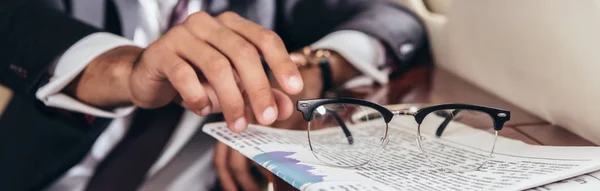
xmin=398 ymin=0 xmax=600 ymax=144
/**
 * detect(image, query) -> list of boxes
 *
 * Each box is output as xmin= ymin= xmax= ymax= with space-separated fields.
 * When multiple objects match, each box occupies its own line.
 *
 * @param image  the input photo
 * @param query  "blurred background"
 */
xmin=396 ymin=0 xmax=600 ymax=144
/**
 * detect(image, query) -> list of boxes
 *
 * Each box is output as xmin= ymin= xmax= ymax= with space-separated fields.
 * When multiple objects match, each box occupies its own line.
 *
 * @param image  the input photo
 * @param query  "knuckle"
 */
xmin=145 ymin=43 xmax=161 ymax=54
xmin=258 ymin=29 xmax=281 ymax=46
xmin=223 ymin=101 xmax=244 ymax=115
xmin=169 ymin=62 xmax=190 ymax=78
xmin=205 ymin=56 xmax=231 ymax=72
xmin=249 ymin=85 xmax=271 ymax=99
xmin=168 ymin=25 xmax=186 ymax=35
xmin=186 ymin=95 xmax=208 ymax=108
xmin=152 ymin=39 xmax=175 ymax=51
xmin=236 ymin=41 xmax=258 ymax=58
xmin=219 ymin=11 xmax=240 ymax=20
xmin=213 ymin=26 xmax=229 ymax=36
xmin=186 ymin=11 xmax=210 ymax=24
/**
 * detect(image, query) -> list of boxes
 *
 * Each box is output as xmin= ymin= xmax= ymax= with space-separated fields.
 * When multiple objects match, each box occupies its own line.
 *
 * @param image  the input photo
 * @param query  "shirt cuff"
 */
xmin=310 ymin=30 xmax=389 ymax=88
xmin=36 ymin=32 xmax=138 ymax=118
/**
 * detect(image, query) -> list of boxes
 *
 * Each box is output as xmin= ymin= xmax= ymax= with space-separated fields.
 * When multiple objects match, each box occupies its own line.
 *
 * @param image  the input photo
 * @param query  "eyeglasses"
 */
xmin=296 ymin=98 xmax=510 ymax=171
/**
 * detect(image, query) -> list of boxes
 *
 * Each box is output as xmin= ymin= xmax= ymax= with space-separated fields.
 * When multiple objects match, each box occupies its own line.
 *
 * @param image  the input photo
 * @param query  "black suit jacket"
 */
xmin=0 ymin=0 xmax=426 ymax=190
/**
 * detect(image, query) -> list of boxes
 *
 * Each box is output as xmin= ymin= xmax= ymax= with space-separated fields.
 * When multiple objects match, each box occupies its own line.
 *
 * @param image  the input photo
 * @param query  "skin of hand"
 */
xmin=65 ymin=11 xmax=305 ymax=133
xmin=214 ymin=50 xmax=361 ymax=191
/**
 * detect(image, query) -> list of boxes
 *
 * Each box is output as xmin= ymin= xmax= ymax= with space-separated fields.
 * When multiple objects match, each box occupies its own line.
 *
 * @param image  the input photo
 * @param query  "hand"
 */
xmin=214 ymin=142 xmax=270 ymax=191
xmin=272 ymin=49 xmax=362 ymax=130
xmin=213 ymin=50 xmax=361 ymax=190
xmin=67 ymin=11 xmax=304 ymax=132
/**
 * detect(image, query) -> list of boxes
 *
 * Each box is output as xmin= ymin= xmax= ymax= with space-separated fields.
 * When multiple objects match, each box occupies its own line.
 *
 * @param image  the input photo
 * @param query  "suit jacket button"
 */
xmin=9 ymin=64 xmax=28 ymax=79
xmin=398 ymin=43 xmax=414 ymax=56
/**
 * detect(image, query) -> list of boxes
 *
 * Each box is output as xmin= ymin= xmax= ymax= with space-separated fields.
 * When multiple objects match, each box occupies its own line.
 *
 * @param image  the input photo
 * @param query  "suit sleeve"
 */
xmin=0 ymin=0 xmax=99 ymax=96
xmin=278 ymin=0 xmax=426 ymax=70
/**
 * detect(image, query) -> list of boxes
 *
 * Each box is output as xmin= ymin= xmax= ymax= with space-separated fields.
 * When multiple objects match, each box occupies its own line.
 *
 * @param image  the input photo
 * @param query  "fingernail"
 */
xmin=287 ymin=76 xmax=303 ymax=91
xmin=262 ymin=107 xmax=276 ymax=123
xmin=200 ymin=106 xmax=211 ymax=116
xmin=233 ymin=117 xmax=247 ymax=132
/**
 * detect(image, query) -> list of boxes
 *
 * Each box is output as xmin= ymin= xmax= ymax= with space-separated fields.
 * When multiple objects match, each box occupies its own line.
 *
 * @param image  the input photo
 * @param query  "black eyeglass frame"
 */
xmin=297 ymin=98 xmax=510 ymax=132
xmin=296 ymin=98 xmax=511 ymax=168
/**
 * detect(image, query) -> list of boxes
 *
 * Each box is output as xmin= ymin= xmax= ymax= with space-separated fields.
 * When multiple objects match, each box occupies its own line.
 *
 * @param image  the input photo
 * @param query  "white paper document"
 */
xmin=526 ymin=170 xmax=600 ymax=191
xmin=203 ymin=116 xmax=600 ymax=191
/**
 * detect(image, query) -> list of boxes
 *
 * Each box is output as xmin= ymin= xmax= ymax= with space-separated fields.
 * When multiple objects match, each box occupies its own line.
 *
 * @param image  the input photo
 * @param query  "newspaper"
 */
xmin=202 ymin=116 xmax=600 ymax=191
xmin=526 ymin=170 xmax=600 ymax=191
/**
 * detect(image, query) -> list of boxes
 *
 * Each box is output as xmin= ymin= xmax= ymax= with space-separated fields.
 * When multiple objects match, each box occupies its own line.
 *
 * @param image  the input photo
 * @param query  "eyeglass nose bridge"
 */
xmin=349 ymin=107 xmax=418 ymax=123
xmin=390 ymin=108 xmax=418 ymax=116
xmin=385 ymin=103 xmax=423 ymax=117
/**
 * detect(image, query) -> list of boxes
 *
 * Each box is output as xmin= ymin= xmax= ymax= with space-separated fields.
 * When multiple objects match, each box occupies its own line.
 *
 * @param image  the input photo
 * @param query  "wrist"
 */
xmin=327 ymin=50 xmax=360 ymax=87
xmin=66 ymin=46 xmax=142 ymax=109
xmin=298 ymin=66 xmax=325 ymax=98
xmin=110 ymin=46 xmax=139 ymax=106
xmin=298 ymin=47 xmax=360 ymax=90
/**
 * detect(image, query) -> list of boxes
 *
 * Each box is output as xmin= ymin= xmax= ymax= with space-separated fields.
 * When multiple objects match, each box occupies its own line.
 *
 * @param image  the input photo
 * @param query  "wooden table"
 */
xmin=1 ymin=67 xmax=595 ymax=190
xmin=271 ymin=66 xmax=597 ymax=191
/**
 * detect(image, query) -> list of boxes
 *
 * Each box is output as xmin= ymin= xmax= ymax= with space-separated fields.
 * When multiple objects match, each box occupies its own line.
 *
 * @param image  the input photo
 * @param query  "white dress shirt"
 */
xmin=38 ymin=0 xmax=390 ymax=190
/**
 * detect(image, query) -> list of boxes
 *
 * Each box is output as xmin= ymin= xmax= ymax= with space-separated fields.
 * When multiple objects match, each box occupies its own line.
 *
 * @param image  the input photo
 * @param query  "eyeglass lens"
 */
xmin=308 ymin=104 xmax=498 ymax=171
xmin=418 ymin=109 xmax=497 ymax=171
xmin=308 ymin=103 xmax=388 ymax=167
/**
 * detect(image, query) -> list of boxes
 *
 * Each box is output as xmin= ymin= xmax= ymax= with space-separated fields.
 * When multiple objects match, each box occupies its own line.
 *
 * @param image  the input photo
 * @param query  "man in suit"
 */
xmin=0 ymin=0 xmax=425 ymax=190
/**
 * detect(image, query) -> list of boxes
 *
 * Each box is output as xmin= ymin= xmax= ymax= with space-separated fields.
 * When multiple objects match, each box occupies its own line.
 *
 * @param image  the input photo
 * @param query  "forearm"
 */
xmin=35 ymin=32 xmax=139 ymax=117
xmin=334 ymin=2 xmax=425 ymax=66
xmin=283 ymin=0 xmax=425 ymax=71
xmin=0 ymin=0 xmax=98 ymax=95
xmin=65 ymin=46 xmax=141 ymax=109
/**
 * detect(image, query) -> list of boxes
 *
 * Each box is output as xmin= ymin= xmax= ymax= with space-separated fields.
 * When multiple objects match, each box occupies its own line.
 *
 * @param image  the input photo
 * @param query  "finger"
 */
xmin=272 ymin=89 xmax=293 ymax=121
xmin=149 ymin=47 xmax=210 ymax=115
xmin=255 ymin=162 xmax=272 ymax=180
xmin=214 ymin=142 xmax=238 ymax=191
xmin=217 ymin=12 xmax=303 ymax=95
xmin=173 ymin=95 xmax=183 ymax=106
xmin=202 ymin=63 xmax=246 ymax=133
xmin=243 ymin=95 xmax=258 ymax=125
xmin=162 ymin=26 xmax=224 ymax=115
xmin=184 ymin=12 xmax=278 ymax=126
xmin=230 ymin=150 xmax=261 ymax=191
xmin=174 ymin=95 xmax=211 ymax=115
xmin=128 ymin=52 xmax=177 ymax=108
xmin=242 ymin=89 xmax=286 ymax=125
xmin=289 ymin=52 xmax=308 ymax=66
xmin=249 ymin=160 xmax=271 ymax=181
xmin=202 ymin=84 xmax=222 ymax=113
xmin=165 ymin=24 xmax=247 ymax=132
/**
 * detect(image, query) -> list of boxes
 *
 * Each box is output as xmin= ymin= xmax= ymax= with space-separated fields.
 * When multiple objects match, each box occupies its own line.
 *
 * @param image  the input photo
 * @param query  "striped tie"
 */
xmin=168 ymin=0 xmax=190 ymax=27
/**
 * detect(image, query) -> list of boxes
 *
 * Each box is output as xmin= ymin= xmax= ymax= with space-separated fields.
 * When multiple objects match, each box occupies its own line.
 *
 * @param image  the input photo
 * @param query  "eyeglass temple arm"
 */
xmin=326 ymin=109 xmax=354 ymax=145
xmin=435 ymin=109 xmax=462 ymax=137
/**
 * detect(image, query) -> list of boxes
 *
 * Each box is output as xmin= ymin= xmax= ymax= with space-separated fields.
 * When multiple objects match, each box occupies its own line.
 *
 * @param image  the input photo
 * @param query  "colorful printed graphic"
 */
xmin=252 ymin=151 xmax=325 ymax=188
